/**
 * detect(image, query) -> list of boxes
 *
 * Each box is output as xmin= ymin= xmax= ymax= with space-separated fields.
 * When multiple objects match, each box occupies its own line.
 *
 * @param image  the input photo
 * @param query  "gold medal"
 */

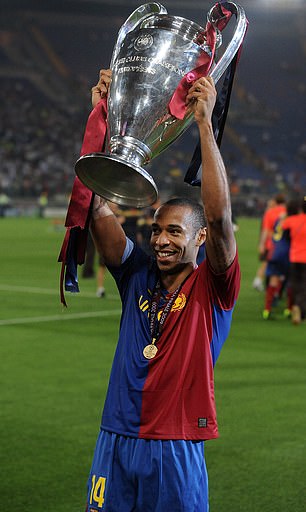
xmin=143 ymin=344 xmax=158 ymax=359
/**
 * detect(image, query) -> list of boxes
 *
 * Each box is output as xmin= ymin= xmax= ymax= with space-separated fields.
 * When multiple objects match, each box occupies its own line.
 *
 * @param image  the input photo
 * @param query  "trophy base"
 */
xmin=75 ymin=153 xmax=158 ymax=208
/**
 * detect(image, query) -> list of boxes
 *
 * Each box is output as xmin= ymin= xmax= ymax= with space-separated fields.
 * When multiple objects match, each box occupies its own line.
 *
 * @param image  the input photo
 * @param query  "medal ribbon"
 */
xmin=148 ymin=280 xmax=183 ymax=344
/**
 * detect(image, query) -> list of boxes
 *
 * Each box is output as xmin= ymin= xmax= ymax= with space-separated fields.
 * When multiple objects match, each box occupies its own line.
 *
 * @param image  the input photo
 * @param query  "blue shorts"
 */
xmin=266 ymin=260 xmax=289 ymax=278
xmin=86 ymin=429 xmax=209 ymax=512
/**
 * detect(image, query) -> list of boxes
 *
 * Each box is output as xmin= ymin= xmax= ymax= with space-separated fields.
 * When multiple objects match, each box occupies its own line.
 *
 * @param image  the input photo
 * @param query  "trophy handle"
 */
xmin=208 ymin=2 xmax=248 ymax=84
xmin=110 ymin=2 xmax=168 ymax=69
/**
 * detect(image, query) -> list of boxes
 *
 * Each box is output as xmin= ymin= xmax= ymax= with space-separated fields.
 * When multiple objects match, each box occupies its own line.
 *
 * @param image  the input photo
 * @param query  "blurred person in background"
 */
xmin=253 ymin=194 xmax=286 ymax=292
xmin=281 ymin=196 xmax=306 ymax=325
xmin=136 ymin=200 xmax=161 ymax=256
xmin=37 ymin=190 xmax=48 ymax=218
xmin=0 ymin=189 xmax=11 ymax=217
xmin=262 ymin=199 xmax=299 ymax=320
xmin=82 ymin=232 xmax=107 ymax=297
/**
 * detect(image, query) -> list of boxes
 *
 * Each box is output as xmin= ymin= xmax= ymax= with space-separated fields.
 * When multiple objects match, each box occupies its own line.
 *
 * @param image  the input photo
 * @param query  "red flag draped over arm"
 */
xmin=58 ymin=97 xmax=108 ymax=305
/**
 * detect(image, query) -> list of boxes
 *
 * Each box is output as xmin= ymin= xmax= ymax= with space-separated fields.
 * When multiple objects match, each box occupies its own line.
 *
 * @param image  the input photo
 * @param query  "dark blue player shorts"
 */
xmin=86 ymin=429 xmax=209 ymax=512
xmin=266 ymin=260 xmax=289 ymax=278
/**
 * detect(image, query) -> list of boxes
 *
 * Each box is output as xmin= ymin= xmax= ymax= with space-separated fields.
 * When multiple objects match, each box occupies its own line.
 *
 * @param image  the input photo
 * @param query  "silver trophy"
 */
xmin=75 ymin=2 xmax=247 ymax=207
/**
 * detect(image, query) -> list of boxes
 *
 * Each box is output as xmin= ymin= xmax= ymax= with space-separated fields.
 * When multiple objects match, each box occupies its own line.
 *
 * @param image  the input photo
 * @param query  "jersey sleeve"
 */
xmin=205 ymin=251 xmax=241 ymax=310
xmin=107 ymin=244 xmax=151 ymax=299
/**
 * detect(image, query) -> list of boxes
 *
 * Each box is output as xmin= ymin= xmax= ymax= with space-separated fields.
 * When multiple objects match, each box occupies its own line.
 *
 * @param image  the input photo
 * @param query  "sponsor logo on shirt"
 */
xmin=198 ymin=418 xmax=208 ymax=428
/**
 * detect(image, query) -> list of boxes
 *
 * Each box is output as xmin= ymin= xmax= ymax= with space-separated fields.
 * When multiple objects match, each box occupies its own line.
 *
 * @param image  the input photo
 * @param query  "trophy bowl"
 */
xmin=75 ymin=152 xmax=158 ymax=208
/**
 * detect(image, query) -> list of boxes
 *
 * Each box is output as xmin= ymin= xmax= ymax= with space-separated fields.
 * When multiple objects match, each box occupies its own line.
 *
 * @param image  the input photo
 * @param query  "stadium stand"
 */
xmin=0 ymin=2 xmax=305 ymax=216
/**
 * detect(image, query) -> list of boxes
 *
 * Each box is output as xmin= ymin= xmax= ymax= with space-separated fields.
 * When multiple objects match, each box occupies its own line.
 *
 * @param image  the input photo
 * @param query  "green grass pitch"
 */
xmin=0 ymin=217 xmax=305 ymax=511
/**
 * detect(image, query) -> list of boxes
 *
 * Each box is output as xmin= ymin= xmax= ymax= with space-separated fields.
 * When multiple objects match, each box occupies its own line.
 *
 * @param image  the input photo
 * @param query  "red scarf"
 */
xmin=58 ymin=98 xmax=107 ymax=306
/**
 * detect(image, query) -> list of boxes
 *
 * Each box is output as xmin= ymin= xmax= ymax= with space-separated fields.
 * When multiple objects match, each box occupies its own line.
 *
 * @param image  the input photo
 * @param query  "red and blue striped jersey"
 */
xmin=101 ymin=245 xmax=240 ymax=441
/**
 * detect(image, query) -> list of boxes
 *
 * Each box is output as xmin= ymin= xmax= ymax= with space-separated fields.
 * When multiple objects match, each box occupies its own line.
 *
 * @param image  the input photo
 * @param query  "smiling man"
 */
xmin=85 ymin=69 xmax=240 ymax=512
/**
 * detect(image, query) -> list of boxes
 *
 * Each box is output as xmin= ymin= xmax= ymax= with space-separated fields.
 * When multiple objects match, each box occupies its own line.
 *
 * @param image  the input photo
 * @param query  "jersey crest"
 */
xmin=139 ymin=291 xmax=187 ymax=319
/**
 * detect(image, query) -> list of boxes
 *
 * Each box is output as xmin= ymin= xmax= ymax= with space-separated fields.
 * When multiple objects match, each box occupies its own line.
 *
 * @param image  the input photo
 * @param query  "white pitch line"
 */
xmin=0 ymin=309 xmax=121 ymax=327
xmin=0 ymin=284 xmax=59 ymax=295
xmin=0 ymin=284 xmax=119 ymax=300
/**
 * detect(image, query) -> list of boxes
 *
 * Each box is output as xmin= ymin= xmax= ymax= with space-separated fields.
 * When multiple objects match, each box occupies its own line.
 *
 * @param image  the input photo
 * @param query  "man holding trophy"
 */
xmin=57 ymin=3 xmax=247 ymax=509
xmin=84 ymin=68 xmax=240 ymax=512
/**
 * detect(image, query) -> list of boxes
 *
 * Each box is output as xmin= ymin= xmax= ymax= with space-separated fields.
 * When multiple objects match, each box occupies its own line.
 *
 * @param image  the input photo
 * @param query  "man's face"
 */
xmin=150 ymin=205 xmax=205 ymax=273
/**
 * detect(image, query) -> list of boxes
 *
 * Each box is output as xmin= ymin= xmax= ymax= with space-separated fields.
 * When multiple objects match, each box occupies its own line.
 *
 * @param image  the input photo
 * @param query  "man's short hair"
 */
xmin=274 ymin=193 xmax=286 ymax=204
xmin=161 ymin=197 xmax=206 ymax=233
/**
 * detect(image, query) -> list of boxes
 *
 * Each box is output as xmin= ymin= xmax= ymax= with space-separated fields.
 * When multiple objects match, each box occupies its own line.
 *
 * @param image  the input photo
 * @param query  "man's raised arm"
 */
xmin=186 ymin=76 xmax=236 ymax=273
xmin=89 ymin=69 xmax=127 ymax=267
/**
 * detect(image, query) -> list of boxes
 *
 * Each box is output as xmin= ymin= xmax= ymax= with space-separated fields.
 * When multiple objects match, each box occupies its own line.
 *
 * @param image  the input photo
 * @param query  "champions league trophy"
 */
xmin=75 ymin=2 xmax=247 ymax=207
